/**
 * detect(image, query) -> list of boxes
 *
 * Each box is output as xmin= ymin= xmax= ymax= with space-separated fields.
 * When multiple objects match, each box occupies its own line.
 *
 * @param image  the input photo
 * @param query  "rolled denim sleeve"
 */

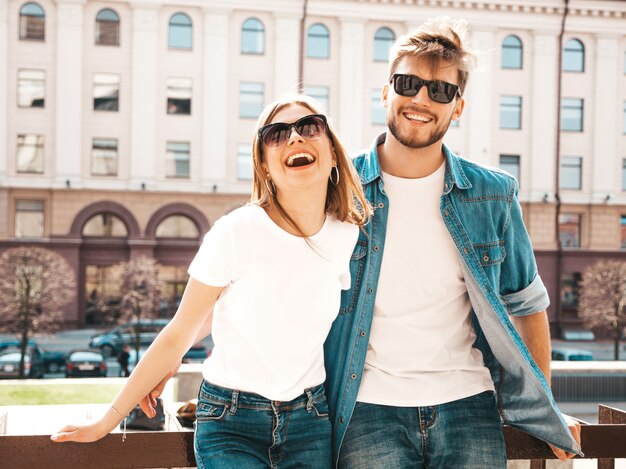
xmin=500 ymin=178 xmax=550 ymax=316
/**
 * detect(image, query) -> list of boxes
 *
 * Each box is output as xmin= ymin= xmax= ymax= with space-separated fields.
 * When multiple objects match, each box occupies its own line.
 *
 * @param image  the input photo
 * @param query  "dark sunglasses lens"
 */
xmin=262 ymin=124 xmax=291 ymax=147
xmin=295 ymin=116 xmax=326 ymax=140
xmin=394 ymin=74 xmax=418 ymax=96
xmin=428 ymin=81 xmax=457 ymax=103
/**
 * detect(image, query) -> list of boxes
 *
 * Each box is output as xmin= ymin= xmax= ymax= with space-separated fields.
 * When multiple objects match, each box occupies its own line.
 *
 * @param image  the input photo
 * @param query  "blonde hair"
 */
xmin=388 ymin=17 xmax=476 ymax=95
xmin=250 ymin=94 xmax=371 ymax=237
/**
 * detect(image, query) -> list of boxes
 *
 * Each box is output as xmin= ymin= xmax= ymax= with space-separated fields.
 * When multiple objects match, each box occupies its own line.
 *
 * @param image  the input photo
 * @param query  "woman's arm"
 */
xmin=138 ymin=304 xmax=216 ymax=418
xmin=51 ymin=278 xmax=223 ymax=443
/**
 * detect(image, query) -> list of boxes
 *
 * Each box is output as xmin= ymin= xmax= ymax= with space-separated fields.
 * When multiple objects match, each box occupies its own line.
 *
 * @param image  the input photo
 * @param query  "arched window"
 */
xmin=307 ymin=23 xmax=330 ymax=59
xmin=169 ymin=13 xmax=192 ymax=50
xmin=156 ymin=215 xmax=199 ymax=238
xmin=373 ymin=27 xmax=395 ymax=62
xmin=241 ymin=18 xmax=264 ymax=54
xmin=501 ymin=35 xmax=522 ymax=69
xmin=563 ymin=38 xmax=584 ymax=72
xmin=82 ymin=213 xmax=128 ymax=237
xmin=95 ymin=8 xmax=120 ymax=46
xmin=19 ymin=2 xmax=45 ymax=41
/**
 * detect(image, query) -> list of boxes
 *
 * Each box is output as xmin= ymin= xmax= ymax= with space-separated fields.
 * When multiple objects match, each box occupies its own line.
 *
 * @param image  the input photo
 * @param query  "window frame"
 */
xmin=16 ymin=133 xmax=44 ymax=174
xmin=91 ymin=138 xmax=119 ymax=177
xmin=307 ymin=23 xmax=330 ymax=59
xmin=166 ymin=141 xmax=191 ymax=179
xmin=168 ymin=12 xmax=193 ymax=50
xmin=241 ymin=17 xmax=265 ymax=55
xmin=499 ymin=95 xmax=522 ymax=130
xmin=373 ymin=27 xmax=395 ymax=62
xmin=17 ymin=68 xmax=45 ymax=108
xmin=561 ymin=97 xmax=584 ymax=132
xmin=501 ymin=34 xmax=523 ymax=69
xmin=95 ymin=8 xmax=120 ymax=46
xmin=563 ymin=38 xmax=585 ymax=73
xmin=19 ymin=2 xmax=45 ymax=41
xmin=15 ymin=199 xmax=44 ymax=238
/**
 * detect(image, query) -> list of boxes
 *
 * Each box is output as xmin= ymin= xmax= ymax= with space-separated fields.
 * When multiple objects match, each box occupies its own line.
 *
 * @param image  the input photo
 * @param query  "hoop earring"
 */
xmin=264 ymin=178 xmax=277 ymax=197
xmin=329 ymin=166 xmax=340 ymax=186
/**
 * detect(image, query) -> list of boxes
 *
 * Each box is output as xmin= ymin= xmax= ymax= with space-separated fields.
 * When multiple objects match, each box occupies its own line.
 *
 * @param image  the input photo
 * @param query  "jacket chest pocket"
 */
xmin=474 ymin=241 xmax=505 ymax=266
xmin=339 ymin=240 xmax=368 ymax=315
xmin=473 ymin=241 xmax=505 ymax=290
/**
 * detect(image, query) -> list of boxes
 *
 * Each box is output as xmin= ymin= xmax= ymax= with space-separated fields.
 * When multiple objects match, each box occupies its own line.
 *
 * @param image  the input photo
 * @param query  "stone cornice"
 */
xmin=352 ymin=0 xmax=626 ymax=18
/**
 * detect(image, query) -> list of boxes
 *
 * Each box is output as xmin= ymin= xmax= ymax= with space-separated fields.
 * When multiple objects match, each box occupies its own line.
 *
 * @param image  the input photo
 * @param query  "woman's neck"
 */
xmin=265 ymin=189 xmax=327 ymax=237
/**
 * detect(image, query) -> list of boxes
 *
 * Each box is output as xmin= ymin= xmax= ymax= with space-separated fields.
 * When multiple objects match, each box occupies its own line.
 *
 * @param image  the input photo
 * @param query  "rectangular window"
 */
xmin=561 ymin=98 xmax=583 ymax=131
xmin=371 ymin=88 xmax=386 ymax=125
xmin=166 ymin=141 xmax=190 ymax=178
xmin=17 ymin=69 xmax=45 ymax=108
xmin=560 ymin=156 xmax=582 ymax=190
xmin=92 ymin=138 xmax=118 ymax=176
xmin=304 ymin=85 xmax=329 ymax=113
xmin=561 ymin=272 xmax=582 ymax=308
xmin=239 ymin=82 xmax=264 ymax=118
xmin=499 ymin=95 xmax=522 ymax=129
xmin=559 ymin=213 xmax=581 ymax=248
xmin=499 ymin=154 xmax=520 ymax=182
xmin=167 ymin=78 xmax=192 ymax=115
xmin=621 ymin=215 xmax=626 ymax=249
xmin=16 ymin=134 xmax=44 ymax=173
xmin=93 ymin=73 xmax=120 ymax=111
xmin=237 ymin=144 xmax=253 ymax=181
xmin=623 ymin=159 xmax=626 ymax=191
xmin=15 ymin=200 xmax=44 ymax=238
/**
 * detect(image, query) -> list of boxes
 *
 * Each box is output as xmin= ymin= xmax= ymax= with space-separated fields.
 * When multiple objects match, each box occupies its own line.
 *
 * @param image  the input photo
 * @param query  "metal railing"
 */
xmin=1 ymin=405 xmax=625 ymax=469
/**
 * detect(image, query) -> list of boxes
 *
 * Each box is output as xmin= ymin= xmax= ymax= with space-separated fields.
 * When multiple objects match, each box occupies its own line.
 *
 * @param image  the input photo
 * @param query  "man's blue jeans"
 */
xmin=338 ymin=391 xmax=506 ymax=469
xmin=194 ymin=380 xmax=332 ymax=469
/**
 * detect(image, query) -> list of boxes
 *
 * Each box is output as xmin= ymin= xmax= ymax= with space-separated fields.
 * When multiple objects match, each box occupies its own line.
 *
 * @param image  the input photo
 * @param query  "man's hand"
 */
xmin=139 ymin=364 xmax=180 ymax=418
xmin=548 ymin=414 xmax=581 ymax=461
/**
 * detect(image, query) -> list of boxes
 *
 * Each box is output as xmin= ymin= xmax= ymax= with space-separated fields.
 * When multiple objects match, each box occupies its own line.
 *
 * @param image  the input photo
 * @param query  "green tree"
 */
xmin=0 ymin=247 xmax=76 ymax=378
xmin=579 ymin=260 xmax=626 ymax=360
xmin=118 ymin=256 xmax=161 ymax=359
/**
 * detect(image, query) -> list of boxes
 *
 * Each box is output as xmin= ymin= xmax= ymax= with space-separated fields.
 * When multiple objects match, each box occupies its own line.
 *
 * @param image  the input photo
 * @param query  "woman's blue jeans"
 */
xmin=194 ymin=380 xmax=332 ymax=469
xmin=338 ymin=391 xmax=506 ymax=469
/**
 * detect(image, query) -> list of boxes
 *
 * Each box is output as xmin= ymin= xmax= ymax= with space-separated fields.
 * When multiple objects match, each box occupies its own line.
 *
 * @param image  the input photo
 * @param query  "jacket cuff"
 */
xmin=502 ymin=274 xmax=550 ymax=317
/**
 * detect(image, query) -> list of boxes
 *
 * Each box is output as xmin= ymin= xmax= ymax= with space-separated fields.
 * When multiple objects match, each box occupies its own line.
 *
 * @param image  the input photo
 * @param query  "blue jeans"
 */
xmin=338 ymin=391 xmax=506 ymax=469
xmin=194 ymin=380 xmax=332 ymax=469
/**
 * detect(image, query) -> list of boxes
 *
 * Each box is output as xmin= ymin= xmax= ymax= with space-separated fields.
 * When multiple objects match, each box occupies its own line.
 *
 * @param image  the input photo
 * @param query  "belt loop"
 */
xmin=230 ymin=389 xmax=239 ymax=415
xmin=305 ymin=388 xmax=314 ymax=411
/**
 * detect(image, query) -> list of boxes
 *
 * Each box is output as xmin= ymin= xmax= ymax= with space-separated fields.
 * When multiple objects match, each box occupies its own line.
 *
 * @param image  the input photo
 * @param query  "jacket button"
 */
xmin=378 ymin=203 xmax=384 ymax=208
xmin=339 ymin=417 xmax=345 ymax=423
xmin=351 ymin=374 xmax=357 ymax=380
xmin=360 ymin=331 xmax=366 ymax=337
xmin=483 ymin=255 xmax=489 ymax=262
xmin=368 ymin=288 xmax=374 ymax=294
xmin=373 ymin=245 xmax=379 ymax=251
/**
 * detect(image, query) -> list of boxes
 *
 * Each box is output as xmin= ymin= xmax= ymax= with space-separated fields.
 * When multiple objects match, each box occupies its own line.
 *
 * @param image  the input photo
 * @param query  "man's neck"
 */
xmin=378 ymin=131 xmax=445 ymax=179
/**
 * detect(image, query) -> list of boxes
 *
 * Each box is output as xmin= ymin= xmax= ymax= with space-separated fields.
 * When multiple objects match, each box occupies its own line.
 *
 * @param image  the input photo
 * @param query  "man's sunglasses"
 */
xmin=391 ymin=73 xmax=460 ymax=104
xmin=258 ymin=114 xmax=328 ymax=148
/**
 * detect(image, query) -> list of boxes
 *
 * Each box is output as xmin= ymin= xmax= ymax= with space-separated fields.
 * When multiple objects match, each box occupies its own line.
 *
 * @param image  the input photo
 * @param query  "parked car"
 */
xmin=551 ymin=348 xmax=594 ymax=361
xmin=0 ymin=339 xmax=66 ymax=373
xmin=65 ymin=349 xmax=108 ymax=378
xmin=89 ymin=319 xmax=170 ymax=357
xmin=126 ymin=343 xmax=209 ymax=371
xmin=0 ymin=347 xmax=45 ymax=379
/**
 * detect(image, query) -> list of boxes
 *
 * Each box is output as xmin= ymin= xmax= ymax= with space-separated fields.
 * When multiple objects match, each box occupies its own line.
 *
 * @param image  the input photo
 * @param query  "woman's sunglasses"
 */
xmin=391 ymin=73 xmax=460 ymax=104
xmin=258 ymin=114 xmax=328 ymax=148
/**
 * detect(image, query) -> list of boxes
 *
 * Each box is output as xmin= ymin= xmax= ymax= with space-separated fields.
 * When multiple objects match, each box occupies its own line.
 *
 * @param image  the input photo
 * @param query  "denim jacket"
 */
xmin=324 ymin=135 xmax=582 ymax=466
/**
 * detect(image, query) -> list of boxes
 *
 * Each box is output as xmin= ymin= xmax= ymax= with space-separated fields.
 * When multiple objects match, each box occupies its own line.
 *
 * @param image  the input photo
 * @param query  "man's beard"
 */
xmin=387 ymin=112 xmax=451 ymax=149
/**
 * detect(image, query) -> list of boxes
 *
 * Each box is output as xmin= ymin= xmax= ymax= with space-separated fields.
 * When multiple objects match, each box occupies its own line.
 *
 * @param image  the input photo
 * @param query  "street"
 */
xmin=0 ymin=328 xmax=214 ymax=378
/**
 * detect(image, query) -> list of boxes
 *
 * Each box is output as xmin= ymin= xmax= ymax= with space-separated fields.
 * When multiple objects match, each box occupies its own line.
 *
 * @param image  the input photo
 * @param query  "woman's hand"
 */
xmin=50 ymin=419 xmax=113 ymax=443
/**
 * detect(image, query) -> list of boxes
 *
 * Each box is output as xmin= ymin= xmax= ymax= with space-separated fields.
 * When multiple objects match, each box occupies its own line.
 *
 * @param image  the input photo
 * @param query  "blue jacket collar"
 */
xmin=359 ymin=132 xmax=472 ymax=194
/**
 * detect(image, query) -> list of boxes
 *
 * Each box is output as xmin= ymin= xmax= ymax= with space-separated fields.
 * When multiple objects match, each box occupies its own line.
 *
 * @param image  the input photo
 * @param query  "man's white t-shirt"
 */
xmin=188 ymin=204 xmax=358 ymax=401
xmin=357 ymin=163 xmax=494 ymax=407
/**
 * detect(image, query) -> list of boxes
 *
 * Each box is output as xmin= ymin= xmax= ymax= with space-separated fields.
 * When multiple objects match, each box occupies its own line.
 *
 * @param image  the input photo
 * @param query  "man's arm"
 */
xmin=511 ymin=310 xmax=551 ymax=383
xmin=512 ymin=310 xmax=581 ymax=461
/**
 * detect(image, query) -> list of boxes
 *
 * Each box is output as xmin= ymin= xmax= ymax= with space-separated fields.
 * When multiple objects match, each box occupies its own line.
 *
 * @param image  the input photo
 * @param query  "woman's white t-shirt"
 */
xmin=188 ymin=204 xmax=358 ymax=401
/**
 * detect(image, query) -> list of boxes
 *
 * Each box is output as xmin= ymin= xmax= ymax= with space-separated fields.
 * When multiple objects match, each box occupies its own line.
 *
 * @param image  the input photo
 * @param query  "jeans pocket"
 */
xmin=310 ymin=397 xmax=330 ymax=419
xmin=196 ymin=400 xmax=228 ymax=422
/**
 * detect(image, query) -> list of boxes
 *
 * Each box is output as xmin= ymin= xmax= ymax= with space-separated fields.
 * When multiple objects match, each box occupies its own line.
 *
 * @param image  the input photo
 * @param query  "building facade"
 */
xmin=1 ymin=0 xmax=626 ymax=332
